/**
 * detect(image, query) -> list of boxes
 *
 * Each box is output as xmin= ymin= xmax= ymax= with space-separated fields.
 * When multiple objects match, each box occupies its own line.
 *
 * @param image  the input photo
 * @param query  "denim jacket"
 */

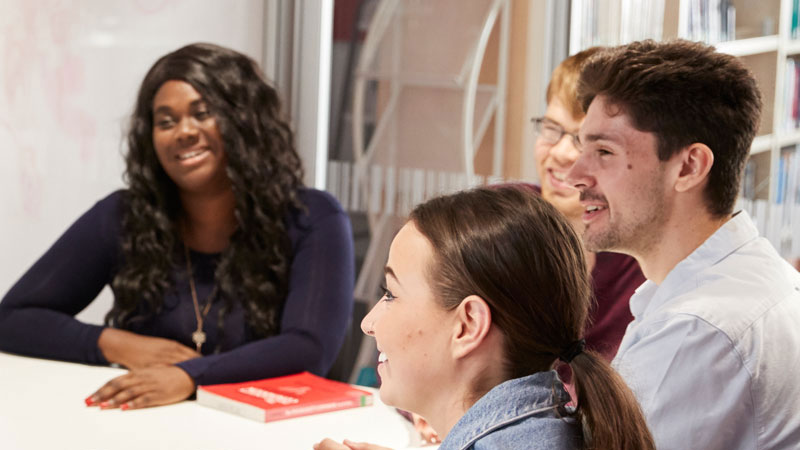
xmin=439 ymin=371 xmax=581 ymax=450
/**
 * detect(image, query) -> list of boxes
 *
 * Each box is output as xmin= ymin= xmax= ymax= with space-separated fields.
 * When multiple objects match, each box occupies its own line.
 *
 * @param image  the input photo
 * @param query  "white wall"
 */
xmin=0 ymin=0 xmax=265 ymax=324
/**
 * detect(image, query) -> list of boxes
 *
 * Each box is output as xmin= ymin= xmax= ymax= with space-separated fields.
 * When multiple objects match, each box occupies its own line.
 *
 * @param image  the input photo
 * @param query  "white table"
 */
xmin=0 ymin=352 xmax=421 ymax=450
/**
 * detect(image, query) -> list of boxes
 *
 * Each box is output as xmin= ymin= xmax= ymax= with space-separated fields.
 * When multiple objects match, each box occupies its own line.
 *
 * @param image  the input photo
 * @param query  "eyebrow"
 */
xmin=543 ymin=116 xmax=580 ymax=134
xmin=581 ymin=132 xmax=621 ymax=145
xmin=152 ymin=99 xmax=206 ymax=115
xmin=384 ymin=266 xmax=401 ymax=287
xmin=542 ymin=116 xmax=560 ymax=124
xmin=542 ymin=116 xmax=567 ymax=129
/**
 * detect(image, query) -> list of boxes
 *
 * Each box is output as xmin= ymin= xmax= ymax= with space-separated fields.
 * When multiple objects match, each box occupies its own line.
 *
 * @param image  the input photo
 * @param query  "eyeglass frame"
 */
xmin=531 ymin=117 xmax=581 ymax=149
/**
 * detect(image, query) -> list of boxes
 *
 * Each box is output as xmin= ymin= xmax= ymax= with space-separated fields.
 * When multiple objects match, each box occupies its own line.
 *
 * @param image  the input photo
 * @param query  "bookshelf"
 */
xmin=569 ymin=0 xmax=800 ymax=258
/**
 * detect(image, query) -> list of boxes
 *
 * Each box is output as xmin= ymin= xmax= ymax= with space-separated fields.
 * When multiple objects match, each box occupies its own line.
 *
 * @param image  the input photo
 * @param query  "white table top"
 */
xmin=0 ymin=352 xmax=421 ymax=450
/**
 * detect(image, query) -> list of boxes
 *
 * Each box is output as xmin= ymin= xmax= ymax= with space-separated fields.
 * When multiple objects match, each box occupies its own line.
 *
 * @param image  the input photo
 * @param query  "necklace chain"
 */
xmin=184 ymin=243 xmax=214 ymax=352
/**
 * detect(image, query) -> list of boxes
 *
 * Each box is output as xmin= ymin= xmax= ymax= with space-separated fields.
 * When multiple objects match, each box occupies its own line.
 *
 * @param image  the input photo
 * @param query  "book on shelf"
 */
xmin=777 ymin=147 xmax=800 ymax=206
xmin=740 ymin=146 xmax=800 ymax=259
xmin=197 ymin=372 xmax=374 ymax=423
xmin=783 ymin=58 xmax=800 ymax=130
xmin=742 ymin=158 xmax=756 ymax=200
xmin=569 ymin=0 xmax=663 ymax=53
xmin=680 ymin=0 xmax=735 ymax=43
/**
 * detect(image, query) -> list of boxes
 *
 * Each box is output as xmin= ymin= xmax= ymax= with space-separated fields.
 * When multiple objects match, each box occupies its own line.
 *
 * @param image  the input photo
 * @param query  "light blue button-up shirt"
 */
xmin=613 ymin=211 xmax=800 ymax=449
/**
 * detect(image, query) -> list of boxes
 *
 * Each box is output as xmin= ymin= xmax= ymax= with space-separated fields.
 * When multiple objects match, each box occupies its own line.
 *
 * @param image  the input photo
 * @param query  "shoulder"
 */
xmin=69 ymin=190 xmax=127 ymax=237
xmin=91 ymin=190 xmax=128 ymax=253
xmin=618 ymin=254 xmax=800 ymax=383
xmin=289 ymin=188 xmax=347 ymax=227
xmin=663 ymin=240 xmax=800 ymax=341
xmin=444 ymin=373 xmax=579 ymax=450
xmin=96 ymin=189 xmax=127 ymax=215
xmin=472 ymin=415 xmax=580 ymax=450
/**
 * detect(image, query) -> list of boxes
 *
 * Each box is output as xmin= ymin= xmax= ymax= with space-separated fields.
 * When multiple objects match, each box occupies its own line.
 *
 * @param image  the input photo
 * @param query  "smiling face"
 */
xmin=360 ymin=222 xmax=456 ymax=414
xmin=566 ymin=95 xmax=672 ymax=255
xmin=535 ymin=97 xmax=584 ymax=222
xmin=151 ymin=80 xmax=229 ymax=195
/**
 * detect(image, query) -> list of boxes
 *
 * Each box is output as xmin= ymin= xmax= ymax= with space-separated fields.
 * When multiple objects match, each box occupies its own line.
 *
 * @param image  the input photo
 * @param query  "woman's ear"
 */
xmin=451 ymin=295 xmax=493 ymax=359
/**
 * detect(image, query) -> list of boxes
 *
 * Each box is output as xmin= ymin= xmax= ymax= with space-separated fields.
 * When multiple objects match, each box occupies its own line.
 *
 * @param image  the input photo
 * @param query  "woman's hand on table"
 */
xmin=313 ymin=438 xmax=393 ymax=450
xmin=85 ymin=365 xmax=195 ymax=410
xmin=98 ymin=328 xmax=201 ymax=369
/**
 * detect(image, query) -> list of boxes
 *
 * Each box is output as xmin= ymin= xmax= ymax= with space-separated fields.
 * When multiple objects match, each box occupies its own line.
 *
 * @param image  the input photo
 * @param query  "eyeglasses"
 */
xmin=531 ymin=117 xmax=581 ymax=149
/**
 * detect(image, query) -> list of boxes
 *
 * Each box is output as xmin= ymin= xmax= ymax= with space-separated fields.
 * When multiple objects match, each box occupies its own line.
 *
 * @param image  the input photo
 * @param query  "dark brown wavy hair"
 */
xmin=107 ymin=43 xmax=304 ymax=341
xmin=410 ymin=186 xmax=654 ymax=450
xmin=578 ymin=39 xmax=762 ymax=217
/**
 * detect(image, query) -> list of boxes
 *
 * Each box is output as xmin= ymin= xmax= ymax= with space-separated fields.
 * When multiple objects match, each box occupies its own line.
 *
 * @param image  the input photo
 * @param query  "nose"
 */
xmin=550 ymin=134 xmax=580 ymax=167
xmin=176 ymin=117 xmax=200 ymax=146
xmin=360 ymin=304 xmax=378 ymax=336
xmin=565 ymin=151 xmax=593 ymax=191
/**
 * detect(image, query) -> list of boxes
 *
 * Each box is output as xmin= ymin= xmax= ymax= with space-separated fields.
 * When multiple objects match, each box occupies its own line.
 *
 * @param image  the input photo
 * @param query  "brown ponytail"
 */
xmin=410 ymin=186 xmax=654 ymax=450
xmin=569 ymin=350 xmax=654 ymax=449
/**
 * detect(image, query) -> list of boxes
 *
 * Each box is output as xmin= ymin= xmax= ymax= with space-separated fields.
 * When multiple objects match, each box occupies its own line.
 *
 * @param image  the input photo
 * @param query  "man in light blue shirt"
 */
xmin=566 ymin=40 xmax=800 ymax=449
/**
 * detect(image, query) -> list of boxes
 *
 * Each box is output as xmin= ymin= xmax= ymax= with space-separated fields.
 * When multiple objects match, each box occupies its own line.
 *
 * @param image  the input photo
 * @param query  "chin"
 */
xmin=584 ymin=230 xmax=616 ymax=253
xmin=378 ymin=385 xmax=400 ymax=408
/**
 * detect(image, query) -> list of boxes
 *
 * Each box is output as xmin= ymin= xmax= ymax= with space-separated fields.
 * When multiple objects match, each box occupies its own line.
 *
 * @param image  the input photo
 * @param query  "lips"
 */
xmin=578 ymin=190 xmax=608 ymax=222
xmin=175 ymin=148 xmax=209 ymax=161
xmin=177 ymin=149 xmax=206 ymax=160
xmin=581 ymin=203 xmax=608 ymax=223
xmin=171 ymin=147 xmax=213 ymax=170
xmin=546 ymin=168 xmax=577 ymax=193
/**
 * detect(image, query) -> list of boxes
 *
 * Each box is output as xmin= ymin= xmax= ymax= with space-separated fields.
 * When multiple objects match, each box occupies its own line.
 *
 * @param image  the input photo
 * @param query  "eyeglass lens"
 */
xmin=533 ymin=118 xmax=580 ymax=148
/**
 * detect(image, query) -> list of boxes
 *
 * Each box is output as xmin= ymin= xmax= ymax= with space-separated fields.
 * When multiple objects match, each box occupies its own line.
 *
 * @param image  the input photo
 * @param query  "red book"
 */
xmin=196 ymin=372 xmax=373 ymax=422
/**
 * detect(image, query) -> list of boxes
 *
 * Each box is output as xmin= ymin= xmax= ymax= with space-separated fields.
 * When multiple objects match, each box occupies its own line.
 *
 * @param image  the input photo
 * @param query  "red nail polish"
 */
xmin=84 ymin=396 xmax=95 ymax=406
xmin=100 ymin=401 xmax=110 ymax=409
xmin=120 ymin=404 xmax=129 ymax=411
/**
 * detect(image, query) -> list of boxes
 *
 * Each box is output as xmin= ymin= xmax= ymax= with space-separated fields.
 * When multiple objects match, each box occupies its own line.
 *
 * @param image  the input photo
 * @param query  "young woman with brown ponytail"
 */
xmin=316 ymin=186 xmax=653 ymax=450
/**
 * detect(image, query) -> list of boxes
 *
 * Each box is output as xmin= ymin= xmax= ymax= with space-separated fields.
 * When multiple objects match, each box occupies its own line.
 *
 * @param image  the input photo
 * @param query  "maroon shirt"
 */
xmin=520 ymin=183 xmax=644 ymax=362
xmin=586 ymin=251 xmax=643 ymax=361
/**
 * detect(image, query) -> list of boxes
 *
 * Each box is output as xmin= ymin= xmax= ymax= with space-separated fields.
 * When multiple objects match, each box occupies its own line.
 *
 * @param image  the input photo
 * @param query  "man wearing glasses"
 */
xmin=531 ymin=47 xmax=644 ymax=365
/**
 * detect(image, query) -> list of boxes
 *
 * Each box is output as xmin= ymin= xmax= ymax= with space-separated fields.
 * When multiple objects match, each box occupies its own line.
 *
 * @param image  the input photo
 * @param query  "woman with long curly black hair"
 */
xmin=0 ymin=43 xmax=354 ymax=409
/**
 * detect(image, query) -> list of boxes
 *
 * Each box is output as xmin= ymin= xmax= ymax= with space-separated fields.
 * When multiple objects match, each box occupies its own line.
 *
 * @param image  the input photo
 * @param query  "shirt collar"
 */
xmin=629 ymin=210 xmax=759 ymax=319
xmin=440 ymin=371 xmax=570 ymax=450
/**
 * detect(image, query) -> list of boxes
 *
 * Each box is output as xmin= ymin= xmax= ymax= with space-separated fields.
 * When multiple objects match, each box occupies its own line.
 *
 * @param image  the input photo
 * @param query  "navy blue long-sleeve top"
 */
xmin=0 ymin=188 xmax=355 ymax=386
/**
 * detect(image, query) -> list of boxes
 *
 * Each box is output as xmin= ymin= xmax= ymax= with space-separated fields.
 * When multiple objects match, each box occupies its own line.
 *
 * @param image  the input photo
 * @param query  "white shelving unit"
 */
xmin=345 ymin=0 xmax=512 ymax=382
xmin=349 ymin=0 xmax=510 ymax=300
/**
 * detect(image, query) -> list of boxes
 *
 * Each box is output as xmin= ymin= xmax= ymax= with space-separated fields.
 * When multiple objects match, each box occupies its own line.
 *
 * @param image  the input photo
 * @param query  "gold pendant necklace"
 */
xmin=184 ymin=243 xmax=214 ymax=352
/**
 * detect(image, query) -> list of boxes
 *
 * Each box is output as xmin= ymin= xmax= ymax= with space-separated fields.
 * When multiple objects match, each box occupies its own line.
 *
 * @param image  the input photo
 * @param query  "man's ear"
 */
xmin=451 ymin=295 xmax=492 ymax=360
xmin=674 ymin=143 xmax=714 ymax=193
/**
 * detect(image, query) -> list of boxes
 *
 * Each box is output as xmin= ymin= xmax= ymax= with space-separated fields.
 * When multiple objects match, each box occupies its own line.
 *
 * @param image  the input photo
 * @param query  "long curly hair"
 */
xmin=107 ymin=43 xmax=304 ymax=340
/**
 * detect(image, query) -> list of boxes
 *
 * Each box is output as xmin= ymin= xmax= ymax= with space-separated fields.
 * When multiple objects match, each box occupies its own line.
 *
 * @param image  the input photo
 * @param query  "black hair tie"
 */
xmin=558 ymin=339 xmax=585 ymax=363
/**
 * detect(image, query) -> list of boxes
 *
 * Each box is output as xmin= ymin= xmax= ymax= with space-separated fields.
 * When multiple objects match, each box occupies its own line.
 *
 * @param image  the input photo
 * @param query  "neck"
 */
xmin=423 ymin=378 xmax=477 ymax=439
xmin=180 ymin=188 xmax=237 ymax=253
xmin=634 ymin=205 xmax=730 ymax=284
xmin=425 ymin=329 xmax=507 ymax=439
